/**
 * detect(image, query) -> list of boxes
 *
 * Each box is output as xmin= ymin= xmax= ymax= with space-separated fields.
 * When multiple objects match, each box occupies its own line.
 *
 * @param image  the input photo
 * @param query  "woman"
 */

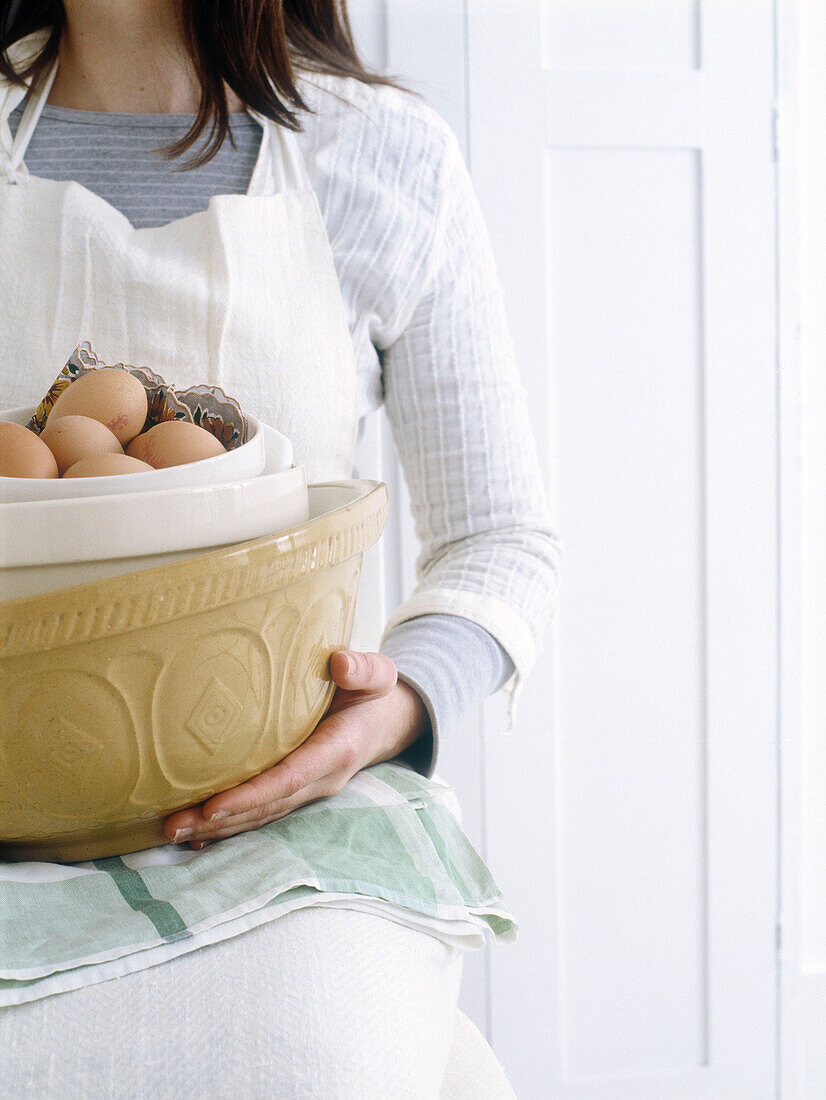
xmin=0 ymin=1 xmax=559 ymax=1095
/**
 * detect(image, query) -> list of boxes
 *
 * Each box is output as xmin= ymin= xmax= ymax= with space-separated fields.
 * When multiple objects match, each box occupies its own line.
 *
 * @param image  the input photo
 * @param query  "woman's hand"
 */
xmin=162 ymin=650 xmax=429 ymax=850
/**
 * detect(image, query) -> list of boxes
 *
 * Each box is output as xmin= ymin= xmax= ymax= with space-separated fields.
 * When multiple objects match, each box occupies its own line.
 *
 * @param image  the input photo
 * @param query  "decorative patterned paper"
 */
xmin=27 ymin=343 xmax=248 ymax=449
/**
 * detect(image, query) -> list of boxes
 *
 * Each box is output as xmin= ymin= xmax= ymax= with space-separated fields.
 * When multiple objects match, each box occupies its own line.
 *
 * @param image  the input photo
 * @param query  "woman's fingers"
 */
xmin=162 ymin=651 xmax=403 ymax=847
xmin=184 ymin=774 xmax=339 ymax=847
xmin=328 ymin=649 xmax=397 ymax=696
xmin=202 ymin=712 xmax=358 ymax=821
xmin=166 ymin=769 xmax=337 ymax=844
xmin=164 ymin=711 xmax=360 ymax=842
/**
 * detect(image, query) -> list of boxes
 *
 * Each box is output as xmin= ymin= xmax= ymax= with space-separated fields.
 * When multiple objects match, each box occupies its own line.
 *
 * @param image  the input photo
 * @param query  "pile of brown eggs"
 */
xmin=0 ymin=368 xmax=226 ymax=479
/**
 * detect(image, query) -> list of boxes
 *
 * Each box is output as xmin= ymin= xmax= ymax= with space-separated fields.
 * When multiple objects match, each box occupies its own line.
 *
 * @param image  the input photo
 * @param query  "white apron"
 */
xmin=0 ymin=33 xmax=382 ymax=651
xmin=0 ymin=33 xmax=358 ymax=484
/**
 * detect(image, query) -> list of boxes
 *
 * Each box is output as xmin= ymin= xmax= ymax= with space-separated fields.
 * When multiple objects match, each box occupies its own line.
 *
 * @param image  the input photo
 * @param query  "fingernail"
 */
xmin=172 ymin=828 xmax=193 ymax=843
xmin=209 ymin=811 xmax=230 ymax=822
xmin=344 ymin=652 xmax=355 ymax=675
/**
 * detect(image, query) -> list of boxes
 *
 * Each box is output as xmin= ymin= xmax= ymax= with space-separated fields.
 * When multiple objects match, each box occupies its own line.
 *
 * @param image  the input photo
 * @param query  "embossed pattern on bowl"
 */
xmin=0 ymin=480 xmax=388 ymax=862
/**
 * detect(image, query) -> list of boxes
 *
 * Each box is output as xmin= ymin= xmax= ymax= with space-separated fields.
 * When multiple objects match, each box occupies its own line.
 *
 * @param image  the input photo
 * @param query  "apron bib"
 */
xmin=0 ymin=38 xmax=357 ymax=484
xmin=0 ymin=36 xmax=379 ymax=649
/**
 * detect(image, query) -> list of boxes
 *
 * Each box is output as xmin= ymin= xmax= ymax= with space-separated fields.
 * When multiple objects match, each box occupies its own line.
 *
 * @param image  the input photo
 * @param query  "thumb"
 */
xmin=329 ymin=650 xmax=397 ymax=697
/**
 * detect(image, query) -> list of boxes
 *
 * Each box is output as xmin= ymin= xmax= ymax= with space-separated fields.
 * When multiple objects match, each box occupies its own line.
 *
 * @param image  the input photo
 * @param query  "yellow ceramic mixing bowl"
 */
xmin=0 ymin=480 xmax=388 ymax=863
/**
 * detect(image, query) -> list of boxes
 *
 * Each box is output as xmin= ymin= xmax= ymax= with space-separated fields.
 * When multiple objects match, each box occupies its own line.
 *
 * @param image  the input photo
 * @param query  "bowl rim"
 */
xmin=0 ymin=479 xmax=388 ymax=659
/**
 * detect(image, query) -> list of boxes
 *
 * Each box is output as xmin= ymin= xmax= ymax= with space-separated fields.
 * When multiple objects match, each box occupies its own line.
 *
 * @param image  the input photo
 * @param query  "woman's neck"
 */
xmin=46 ymin=0 xmax=243 ymax=114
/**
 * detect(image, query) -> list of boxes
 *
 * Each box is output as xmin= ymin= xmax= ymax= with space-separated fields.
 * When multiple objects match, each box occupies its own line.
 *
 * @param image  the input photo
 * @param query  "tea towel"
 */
xmin=0 ymin=763 xmax=515 ymax=1006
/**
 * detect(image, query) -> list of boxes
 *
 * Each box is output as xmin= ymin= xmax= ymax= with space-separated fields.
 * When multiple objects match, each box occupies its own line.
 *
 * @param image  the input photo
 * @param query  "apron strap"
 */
xmin=247 ymin=110 xmax=313 ymax=196
xmin=272 ymin=123 xmax=313 ymax=193
xmin=4 ymin=61 xmax=58 ymax=183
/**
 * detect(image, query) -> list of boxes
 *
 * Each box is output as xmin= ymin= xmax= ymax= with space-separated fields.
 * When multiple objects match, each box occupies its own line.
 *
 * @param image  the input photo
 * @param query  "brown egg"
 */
xmin=40 ymin=414 xmax=124 ymax=475
xmin=63 ymin=453 xmax=154 ymax=478
xmin=126 ymin=420 xmax=226 ymax=469
xmin=0 ymin=420 xmax=59 ymax=478
xmin=48 ymin=368 xmax=148 ymax=445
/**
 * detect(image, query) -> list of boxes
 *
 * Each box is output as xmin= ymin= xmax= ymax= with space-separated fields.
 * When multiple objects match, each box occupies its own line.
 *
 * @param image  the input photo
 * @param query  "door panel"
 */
xmin=542 ymin=0 xmax=701 ymax=71
xmin=547 ymin=146 xmax=707 ymax=1076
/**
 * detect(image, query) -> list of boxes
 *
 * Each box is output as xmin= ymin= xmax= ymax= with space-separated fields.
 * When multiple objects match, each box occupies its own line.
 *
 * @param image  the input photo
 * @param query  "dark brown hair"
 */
xmin=0 ymin=1 xmax=400 ymax=166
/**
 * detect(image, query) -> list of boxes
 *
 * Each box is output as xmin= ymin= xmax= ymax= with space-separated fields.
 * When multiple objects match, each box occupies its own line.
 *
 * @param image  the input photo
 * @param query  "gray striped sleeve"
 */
xmin=381 ymin=614 xmax=514 ymax=777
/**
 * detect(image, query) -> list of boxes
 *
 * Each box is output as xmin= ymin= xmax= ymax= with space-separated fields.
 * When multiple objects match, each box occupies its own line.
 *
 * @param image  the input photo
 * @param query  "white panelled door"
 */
xmin=352 ymin=2 xmax=780 ymax=1096
xmin=469 ymin=3 xmax=779 ymax=1096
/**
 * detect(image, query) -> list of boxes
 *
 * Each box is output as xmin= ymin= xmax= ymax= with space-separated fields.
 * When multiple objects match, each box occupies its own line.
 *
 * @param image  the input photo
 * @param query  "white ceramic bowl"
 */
xmin=0 ymin=424 xmax=309 ymax=601
xmin=0 ymin=405 xmax=288 ymax=502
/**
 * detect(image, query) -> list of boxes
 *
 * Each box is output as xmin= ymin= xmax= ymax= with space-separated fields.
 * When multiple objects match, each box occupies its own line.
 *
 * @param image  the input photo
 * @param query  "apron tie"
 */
xmin=4 ymin=60 xmax=58 ymax=186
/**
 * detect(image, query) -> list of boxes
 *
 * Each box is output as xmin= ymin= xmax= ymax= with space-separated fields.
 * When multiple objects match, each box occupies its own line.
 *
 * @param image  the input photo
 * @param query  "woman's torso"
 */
xmin=6 ymin=73 xmax=455 ymax=427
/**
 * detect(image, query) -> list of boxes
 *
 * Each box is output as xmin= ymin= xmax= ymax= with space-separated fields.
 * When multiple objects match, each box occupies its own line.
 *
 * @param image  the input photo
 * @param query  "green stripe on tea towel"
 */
xmin=92 ymin=857 xmax=191 ymax=943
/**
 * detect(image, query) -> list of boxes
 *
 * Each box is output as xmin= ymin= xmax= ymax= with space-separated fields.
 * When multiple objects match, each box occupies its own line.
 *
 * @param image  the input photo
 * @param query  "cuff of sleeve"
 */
xmin=380 ymin=590 xmax=535 ymax=732
xmin=392 ymin=669 xmax=438 ymax=778
xmin=380 ymin=614 xmax=515 ymax=777
xmin=378 ymin=640 xmax=441 ymax=778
